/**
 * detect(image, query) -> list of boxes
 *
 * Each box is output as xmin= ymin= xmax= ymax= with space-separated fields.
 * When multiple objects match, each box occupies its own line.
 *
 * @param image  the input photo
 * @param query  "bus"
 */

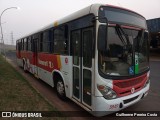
xmin=16 ymin=4 xmax=150 ymax=116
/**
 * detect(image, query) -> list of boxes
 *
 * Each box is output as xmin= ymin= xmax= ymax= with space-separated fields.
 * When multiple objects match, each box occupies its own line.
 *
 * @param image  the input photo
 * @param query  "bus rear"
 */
xmin=93 ymin=5 xmax=150 ymax=116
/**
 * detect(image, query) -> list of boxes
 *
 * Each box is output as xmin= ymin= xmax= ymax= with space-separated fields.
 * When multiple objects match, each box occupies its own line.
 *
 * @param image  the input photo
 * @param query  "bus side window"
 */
xmin=23 ymin=38 xmax=28 ymax=51
xmin=42 ymin=30 xmax=51 ymax=53
xmin=26 ymin=38 xmax=28 ymax=51
xmin=40 ymin=33 xmax=43 ymax=52
xmin=19 ymin=42 xmax=21 ymax=51
xmin=53 ymin=25 xmax=68 ymax=55
xmin=27 ymin=37 xmax=32 ymax=51
xmin=19 ymin=40 xmax=22 ymax=51
xmin=22 ymin=39 xmax=24 ymax=50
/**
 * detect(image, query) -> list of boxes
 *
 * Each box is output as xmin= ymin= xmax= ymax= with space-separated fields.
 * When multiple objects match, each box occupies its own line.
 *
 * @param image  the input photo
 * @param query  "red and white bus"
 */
xmin=16 ymin=4 xmax=150 ymax=116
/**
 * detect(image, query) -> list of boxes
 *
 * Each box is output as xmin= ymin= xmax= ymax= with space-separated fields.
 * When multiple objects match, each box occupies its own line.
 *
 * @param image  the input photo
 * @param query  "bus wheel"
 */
xmin=56 ymin=79 xmax=66 ymax=100
xmin=23 ymin=61 xmax=27 ymax=72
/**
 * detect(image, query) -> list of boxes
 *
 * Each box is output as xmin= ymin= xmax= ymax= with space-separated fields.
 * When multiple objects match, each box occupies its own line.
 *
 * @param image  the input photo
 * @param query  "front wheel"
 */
xmin=56 ymin=79 xmax=66 ymax=100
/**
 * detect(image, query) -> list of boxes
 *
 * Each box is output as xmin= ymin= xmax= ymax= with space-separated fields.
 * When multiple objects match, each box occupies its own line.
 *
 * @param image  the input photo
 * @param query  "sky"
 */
xmin=0 ymin=0 xmax=160 ymax=45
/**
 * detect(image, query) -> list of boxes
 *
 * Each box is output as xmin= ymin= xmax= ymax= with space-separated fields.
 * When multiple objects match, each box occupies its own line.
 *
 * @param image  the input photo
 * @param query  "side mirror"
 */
xmin=98 ymin=25 xmax=107 ymax=51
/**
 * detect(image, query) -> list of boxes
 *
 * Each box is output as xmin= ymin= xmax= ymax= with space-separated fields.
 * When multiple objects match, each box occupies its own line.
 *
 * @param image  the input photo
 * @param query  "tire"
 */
xmin=23 ymin=60 xmax=27 ymax=72
xmin=56 ymin=79 xmax=66 ymax=100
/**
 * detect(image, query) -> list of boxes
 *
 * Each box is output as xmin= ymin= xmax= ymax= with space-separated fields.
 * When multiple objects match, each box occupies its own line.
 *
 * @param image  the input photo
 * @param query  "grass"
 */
xmin=0 ymin=55 xmax=67 ymax=120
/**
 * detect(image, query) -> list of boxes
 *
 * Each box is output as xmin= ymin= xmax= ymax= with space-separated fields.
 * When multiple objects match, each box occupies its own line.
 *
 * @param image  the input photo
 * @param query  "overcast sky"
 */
xmin=0 ymin=0 xmax=160 ymax=45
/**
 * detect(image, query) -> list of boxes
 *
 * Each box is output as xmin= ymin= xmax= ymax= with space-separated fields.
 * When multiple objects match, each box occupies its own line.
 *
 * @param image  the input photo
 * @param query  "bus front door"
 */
xmin=72 ymin=27 xmax=94 ymax=108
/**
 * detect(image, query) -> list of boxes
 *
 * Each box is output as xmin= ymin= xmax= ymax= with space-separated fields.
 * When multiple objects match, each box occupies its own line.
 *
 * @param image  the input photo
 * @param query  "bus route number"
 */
xmin=109 ymin=104 xmax=119 ymax=110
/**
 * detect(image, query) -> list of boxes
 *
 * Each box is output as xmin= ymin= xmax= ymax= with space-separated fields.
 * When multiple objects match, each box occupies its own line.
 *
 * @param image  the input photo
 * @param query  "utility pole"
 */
xmin=11 ymin=31 xmax=14 ymax=45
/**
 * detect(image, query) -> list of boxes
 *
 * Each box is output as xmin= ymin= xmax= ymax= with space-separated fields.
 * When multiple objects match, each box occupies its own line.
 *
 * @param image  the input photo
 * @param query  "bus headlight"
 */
xmin=97 ymin=85 xmax=117 ymax=100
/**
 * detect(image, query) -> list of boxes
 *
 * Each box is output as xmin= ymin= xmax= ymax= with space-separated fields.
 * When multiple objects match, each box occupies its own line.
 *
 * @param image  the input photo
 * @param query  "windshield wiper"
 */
xmin=115 ymin=24 xmax=131 ymax=46
xmin=115 ymin=25 xmax=126 ymax=45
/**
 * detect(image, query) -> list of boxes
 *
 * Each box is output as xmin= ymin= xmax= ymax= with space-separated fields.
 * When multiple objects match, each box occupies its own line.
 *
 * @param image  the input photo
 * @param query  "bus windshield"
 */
xmin=99 ymin=26 xmax=149 ymax=77
xmin=98 ymin=6 xmax=147 ymax=29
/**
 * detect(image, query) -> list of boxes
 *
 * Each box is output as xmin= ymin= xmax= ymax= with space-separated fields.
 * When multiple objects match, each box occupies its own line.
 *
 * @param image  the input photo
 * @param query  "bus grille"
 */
xmin=114 ymin=78 xmax=144 ymax=88
xmin=113 ymin=73 xmax=147 ymax=97
xmin=123 ymin=95 xmax=139 ymax=104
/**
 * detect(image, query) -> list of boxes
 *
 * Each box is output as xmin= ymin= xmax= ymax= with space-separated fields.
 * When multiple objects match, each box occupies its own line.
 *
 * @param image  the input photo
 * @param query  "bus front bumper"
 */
xmin=91 ymin=82 xmax=150 ymax=117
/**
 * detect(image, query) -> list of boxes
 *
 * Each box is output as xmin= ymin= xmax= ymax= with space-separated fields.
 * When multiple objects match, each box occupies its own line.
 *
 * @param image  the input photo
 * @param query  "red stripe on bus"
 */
xmin=37 ymin=53 xmax=60 ymax=72
xmin=113 ymin=73 xmax=147 ymax=97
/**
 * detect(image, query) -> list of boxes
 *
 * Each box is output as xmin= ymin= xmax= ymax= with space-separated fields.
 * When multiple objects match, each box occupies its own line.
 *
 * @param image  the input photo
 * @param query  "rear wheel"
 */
xmin=23 ymin=60 xmax=27 ymax=72
xmin=56 ymin=79 xmax=66 ymax=100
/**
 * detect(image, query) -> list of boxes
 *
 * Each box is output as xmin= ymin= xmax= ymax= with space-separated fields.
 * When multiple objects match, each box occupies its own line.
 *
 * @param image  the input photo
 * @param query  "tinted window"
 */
xmin=42 ymin=31 xmax=51 ymax=53
xmin=24 ymin=38 xmax=27 ymax=50
xmin=39 ymin=33 xmax=43 ymax=52
xmin=72 ymin=30 xmax=81 ymax=65
xmin=22 ymin=39 xmax=24 ymax=50
xmin=28 ymin=37 xmax=32 ymax=51
xmin=53 ymin=25 xmax=68 ymax=54
xmin=99 ymin=6 xmax=147 ymax=29
xmin=83 ymin=30 xmax=92 ymax=68
xmin=39 ymin=30 xmax=51 ymax=53
xmin=16 ymin=40 xmax=22 ymax=51
xmin=32 ymin=34 xmax=39 ymax=52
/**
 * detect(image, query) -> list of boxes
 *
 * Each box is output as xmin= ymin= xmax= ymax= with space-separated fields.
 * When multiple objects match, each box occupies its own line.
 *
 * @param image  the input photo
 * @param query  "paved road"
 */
xmin=5 ymin=51 xmax=160 ymax=120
